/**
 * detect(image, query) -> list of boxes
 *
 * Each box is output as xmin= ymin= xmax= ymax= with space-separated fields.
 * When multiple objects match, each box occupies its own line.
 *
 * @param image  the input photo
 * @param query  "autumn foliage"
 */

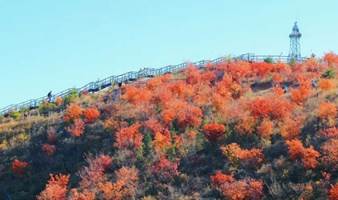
xmin=11 ymin=159 xmax=29 ymax=175
xmin=115 ymin=123 xmax=143 ymax=150
xmin=63 ymin=103 xmax=83 ymax=122
xmin=329 ymin=183 xmax=338 ymax=200
xmin=37 ymin=174 xmax=70 ymax=200
xmin=83 ymin=107 xmax=100 ymax=123
xmin=211 ymin=171 xmax=263 ymax=200
xmin=286 ymin=139 xmax=320 ymax=169
xmin=203 ymin=123 xmax=226 ymax=142
xmin=2 ymin=54 xmax=338 ymax=199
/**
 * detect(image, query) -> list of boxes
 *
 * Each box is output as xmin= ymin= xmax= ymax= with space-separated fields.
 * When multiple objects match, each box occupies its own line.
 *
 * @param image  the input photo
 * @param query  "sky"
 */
xmin=0 ymin=0 xmax=338 ymax=107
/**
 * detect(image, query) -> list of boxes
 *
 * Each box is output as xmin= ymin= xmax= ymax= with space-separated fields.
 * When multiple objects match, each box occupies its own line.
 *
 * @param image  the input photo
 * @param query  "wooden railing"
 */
xmin=0 ymin=54 xmax=307 ymax=115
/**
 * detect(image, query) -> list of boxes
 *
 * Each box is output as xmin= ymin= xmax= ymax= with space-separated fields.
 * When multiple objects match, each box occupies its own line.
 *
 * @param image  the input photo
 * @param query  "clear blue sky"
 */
xmin=0 ymin=0 xmax=337 ymax=107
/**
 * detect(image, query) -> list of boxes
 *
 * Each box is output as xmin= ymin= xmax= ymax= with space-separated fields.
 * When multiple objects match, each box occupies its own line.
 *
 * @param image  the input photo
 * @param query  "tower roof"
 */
xmin=289 ymin=22 xmax=302 ymax=38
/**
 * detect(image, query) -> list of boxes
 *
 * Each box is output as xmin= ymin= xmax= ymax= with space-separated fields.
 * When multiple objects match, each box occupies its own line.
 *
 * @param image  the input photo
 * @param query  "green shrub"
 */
xmin=322 ymin=68 xmax=336 ymax=79
xmin=264 ymin=57 xmax=274 ymax=64
xmin=38 ymin=102 xmax=57 ymax=115
xmin=63 ymin=88 xmax=79 ymax=105
xmin=9 ymin=111 xmax=21 ymax=120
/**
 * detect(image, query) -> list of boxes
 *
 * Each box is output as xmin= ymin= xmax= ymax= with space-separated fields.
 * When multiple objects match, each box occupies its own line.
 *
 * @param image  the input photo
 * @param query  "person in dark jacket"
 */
xmin=47 ymin=91 xmax=52 ymax=102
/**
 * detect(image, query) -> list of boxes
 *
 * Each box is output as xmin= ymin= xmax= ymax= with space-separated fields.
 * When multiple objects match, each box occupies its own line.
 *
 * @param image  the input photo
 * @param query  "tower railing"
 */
xmin=0 ymin=54 xmax=307 ymax=116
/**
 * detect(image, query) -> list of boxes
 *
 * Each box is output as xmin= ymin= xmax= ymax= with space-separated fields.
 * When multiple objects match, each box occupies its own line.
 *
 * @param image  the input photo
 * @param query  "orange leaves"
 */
xmin=55 ymin=96 xmax=63 ymax=106
xmin=324 ymin=52 xmax=338 ymax=67
xmin=161 ymin=100 xmax=202 ymax=128
xmin=153 ymin=131 xmax=171 ymax=154
xmin=286 ymin=139 xmax=304 ymax=160
xmin=83 ymin=107 xmax=100 ymax=123
xmin=329 ymin=183 xmax=338 ymax=200
xmin=257 ymin=118 xmax=274 ymax=138
xmin=272 ymin=74 xmax=284 ymax=84
xmin=63 ymin=105 xmax=99 ymax=137
xmin=37 ymin=174 xmax=70 ymax=200
xmin=286 ymin=139 xmax=320 ymax=169
xmin=78 ymin=154 xmax=112 ymax=190
xmin=302 ymin=147 xmax=321 ymax=169
xmin=210 ymin=171 xmax=234 ymax=186
xmin=279 ymin=117 xmax=303 ymax=140
xmin=252 ymin=62 xmax=273 ymax=78
xmin=185 ymin=65 xmax=201 ymax=85
xmin=115 ymin=123 xmax=143 ymax=150
xmin=319 ymin=79 xmax=335 ymax=91
xmin=320 ymin=127 xmax=338 ymax=138
xmin=210 ymin=172 xmax=263 ymax=200
xmin=250 ymin=98 xmax=271 ymax=118
xmin=249 ymin=96 xmax=293 ymax=120
xmin=99 ymin=167 xmax=138 ymax=200
xmin=42 ymin=144 xmax=56 ymax=156
xmin=321 ymin=139 xmax=338 ymax=171
xmin=203 ymin=123 xmax=226 ymax=142
xmin=318 ymin=102 xmax=337 ymax=120
xmin=122 ymin=85 xmax=152 ymax=104
xmin=63 ymin=104 xmax=83 ymax=122
xmin=67 ymin=119 xmax=85 ymax=137
xmin=221 ymin=143 xmax=264 ymax=166
xmin=151 ymin=157 xmax=179 ymax=182
xmin=11 ymin=159 xmax=29 ymax=176
xmin=290 ymin=85 xmax=311 ymax=105
xmin=227 ymin=61 xmax=253 ymax=80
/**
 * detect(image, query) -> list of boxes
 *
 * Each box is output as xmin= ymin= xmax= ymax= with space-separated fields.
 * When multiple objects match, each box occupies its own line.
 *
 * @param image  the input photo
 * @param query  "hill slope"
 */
xmin=0 ymin=54 xmax=338 ymax=200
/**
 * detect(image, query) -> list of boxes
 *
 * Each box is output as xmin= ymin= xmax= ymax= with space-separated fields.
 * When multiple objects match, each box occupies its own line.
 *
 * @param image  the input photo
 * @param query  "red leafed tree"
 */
xmin=78 ymin=154 xmax=112 ymax=191
xmin=203 ymin=123 xmax=226 ymax=142
xmin=115 ymin=123 xmax=143 ymax=150
xmin=185 ymin=65 xmax=201 ymax=85
xmin=227 ymin=61 xmax=253 ymax=80
xmin=176 ymin=104 xmax=203 ymax=128
xmin=320 ymin=127 xmax=338 ymax=138
xmin=210 ymin=172 xmax=263 ymax=200
xmin=329 ymin=183 xmax=338 ymax=200
xmin=63 ymin=104 xmax=83 ymax=122
xmin=324 ymin=52 xmax=338 ymax=66
xmin=151 ymin=156 xmax=179 ymax=182
xmin=122 ymin=85 xmax=152 ymax=104
xmin=286 ymin=139 xmax=320 ymax=169
xmin=211 ymin=171 xmax=234 ymax=186
xmin=250 ymin=98 xmax=272 ymax=118
xmin=11 ymin=159 xmax=29 ymax=176
xmin=280 ymin=117 xmax=302 ymax=140
xmin=290 ymin=86 xmax=311 ymax=104
xmin=286 ymin=139 xmax=304 ymax=160
xmin=83 ymin=107 xmax=100 ymax=123
xmin=99 ymin=167 xmax=139 ymax=200
xmin=153 ymin=131 xmax=171 ymax=154
xmin=144 ymin=118 xmax=164 ymax=135
xmin=272 ymin=74 xmax=283 ymax=84
xmin=272 ymin=86 xmax=284 ymax=96
xmin=319 ymin=79 xmax=335 ymax=91
xmin=37 ymin=174 xmax=70 ymax=200
xmin=68 ymin=189 xmax=96 ymax=200
xmin=257 ymin=118 xmax=274 ymax=138
xmin=221 ymin=143 xmax=264 ymax=166
xmin=302 ymin=147 xmax=320 ymax=169
xmin=321 ymin=139 xmax=338 ymax=171
xmin=42 ymin=144 xmax=56 ymax=156
xmin=318 ymin=102 xmax=337 ymax=120
xmin=67 ymin=119 xmax=85 ymax=137
xmin=252 ymin=62 xmax=273 ymax=78
xmin=235 ymin=114 xmax=256 ymax=135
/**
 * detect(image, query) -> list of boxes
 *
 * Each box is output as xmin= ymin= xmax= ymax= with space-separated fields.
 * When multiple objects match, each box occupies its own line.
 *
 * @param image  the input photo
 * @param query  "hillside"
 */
xmin=0 ymin=54 xmax=338 ymax=200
